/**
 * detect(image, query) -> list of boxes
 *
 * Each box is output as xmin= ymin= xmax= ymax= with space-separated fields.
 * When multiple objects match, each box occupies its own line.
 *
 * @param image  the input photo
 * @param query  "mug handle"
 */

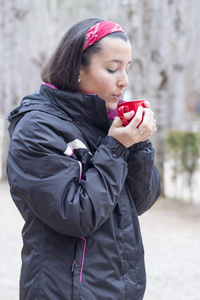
xmin=118 ymin=105 xmax=130 ymax=126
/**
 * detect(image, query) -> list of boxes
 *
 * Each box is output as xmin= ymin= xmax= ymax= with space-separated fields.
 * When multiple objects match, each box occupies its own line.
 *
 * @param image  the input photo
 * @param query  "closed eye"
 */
xmin=107 ymin=67 xmax=117 ymax=73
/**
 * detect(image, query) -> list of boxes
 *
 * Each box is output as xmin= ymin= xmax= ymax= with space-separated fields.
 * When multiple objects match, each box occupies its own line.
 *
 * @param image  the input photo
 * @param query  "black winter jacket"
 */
xmin=7 ymin=84 xmax=160 ymax=300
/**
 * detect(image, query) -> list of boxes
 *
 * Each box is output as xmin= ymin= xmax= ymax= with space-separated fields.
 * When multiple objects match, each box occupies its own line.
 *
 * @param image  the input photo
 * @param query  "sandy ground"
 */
xmin=0 ymin=180 xmax=200 ymax=300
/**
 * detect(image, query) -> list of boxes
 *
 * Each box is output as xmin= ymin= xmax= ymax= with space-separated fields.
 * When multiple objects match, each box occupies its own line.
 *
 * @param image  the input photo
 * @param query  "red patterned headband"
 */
xmin=83 ymin=21 xmax=125 ymax=51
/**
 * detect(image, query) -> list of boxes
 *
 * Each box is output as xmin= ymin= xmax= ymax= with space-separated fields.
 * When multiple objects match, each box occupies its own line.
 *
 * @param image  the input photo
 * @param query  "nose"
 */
xmin=117 ymin=72 xmax=129 ymax=88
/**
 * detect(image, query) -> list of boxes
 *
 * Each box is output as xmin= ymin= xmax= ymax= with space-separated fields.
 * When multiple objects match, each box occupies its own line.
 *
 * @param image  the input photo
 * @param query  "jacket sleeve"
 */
xmin=126 ymin=140 xmax=161 ymax=215
xmin=7 ymin=113 xmax=130 ymax=237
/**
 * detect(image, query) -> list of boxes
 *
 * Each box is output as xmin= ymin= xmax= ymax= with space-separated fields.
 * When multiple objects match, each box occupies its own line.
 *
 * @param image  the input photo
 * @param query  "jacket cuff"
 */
xmin=128 ymin=140 xmax=151 ymax=153
xmin=101 ymin=136 xmax=130 ymax=161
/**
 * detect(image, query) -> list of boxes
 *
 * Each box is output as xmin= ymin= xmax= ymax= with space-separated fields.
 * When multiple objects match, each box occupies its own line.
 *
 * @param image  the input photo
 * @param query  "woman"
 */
xmin=7 ymin=18 xmax=160 ymax=300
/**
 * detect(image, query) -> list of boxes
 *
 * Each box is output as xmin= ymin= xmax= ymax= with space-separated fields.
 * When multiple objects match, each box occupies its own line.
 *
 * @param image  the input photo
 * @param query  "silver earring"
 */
xmin=78 ymin=78 xmax=80 ymax=83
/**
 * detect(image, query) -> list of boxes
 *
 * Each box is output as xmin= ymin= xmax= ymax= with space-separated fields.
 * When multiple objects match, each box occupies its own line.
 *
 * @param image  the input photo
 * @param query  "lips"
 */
xmin=112 ymin=93 xmax=123 ymax=101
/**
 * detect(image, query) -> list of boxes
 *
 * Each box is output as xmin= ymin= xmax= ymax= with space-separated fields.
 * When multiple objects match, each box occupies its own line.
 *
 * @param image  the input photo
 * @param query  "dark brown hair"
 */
xmin=41 ymin=18 xmax=128 ymax=92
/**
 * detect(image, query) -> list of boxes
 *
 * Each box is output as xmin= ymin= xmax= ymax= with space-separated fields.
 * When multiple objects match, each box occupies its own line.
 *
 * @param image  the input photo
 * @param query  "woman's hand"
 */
xmin=108 ymin=101 xmax=157 ymax=148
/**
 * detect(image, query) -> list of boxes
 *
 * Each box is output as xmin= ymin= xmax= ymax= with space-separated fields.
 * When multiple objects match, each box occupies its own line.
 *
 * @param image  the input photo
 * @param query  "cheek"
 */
xmin=97 ymin=81 xmax=112 ymax=99
xmin=91 ymin=76 xmax=111 ymax=95
xmin=98 ymin=75 xmax=114 ymax=91
xmin=81 ymin=69 xmax=114 ymax=97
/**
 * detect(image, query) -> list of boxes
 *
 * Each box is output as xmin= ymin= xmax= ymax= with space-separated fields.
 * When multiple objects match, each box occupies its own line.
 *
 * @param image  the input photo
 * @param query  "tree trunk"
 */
xmin=123 ymin=0 xmax=169 ymax=195
xmin=143 ymin=0 xmax=169 ymax=195
xmin=168 ymin=0 xmax=187 ymax=130
xmin=1 ymin=0 xmax=26 ymax=180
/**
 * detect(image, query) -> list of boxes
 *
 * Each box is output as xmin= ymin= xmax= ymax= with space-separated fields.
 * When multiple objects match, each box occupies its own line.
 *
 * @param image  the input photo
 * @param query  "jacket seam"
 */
xmin=120 ymin=205 xmax=127 ymax=299
xmin=36 ymin=222 xmax=46 ymax=299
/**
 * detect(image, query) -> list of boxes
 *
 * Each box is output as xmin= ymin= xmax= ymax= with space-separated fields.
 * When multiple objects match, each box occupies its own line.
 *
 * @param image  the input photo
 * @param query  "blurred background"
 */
xmin=0 ymin=0 xmax=200 ymax=299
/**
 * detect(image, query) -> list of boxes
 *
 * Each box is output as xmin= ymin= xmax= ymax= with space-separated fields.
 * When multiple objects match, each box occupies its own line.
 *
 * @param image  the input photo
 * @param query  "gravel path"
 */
xmin=0 ymin=180 xmax=200 ymax=300
xmin=0 ymin=181 xmax=23 ymax=300
xmin=140 ymin=198 xmax=200 ymax=300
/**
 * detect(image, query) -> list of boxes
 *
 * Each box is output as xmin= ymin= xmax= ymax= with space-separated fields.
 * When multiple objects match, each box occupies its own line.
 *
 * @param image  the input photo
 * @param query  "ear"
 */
xmin=77 ymin=68 xmax=85 ymax=92
xmin=78 ymin=67 xmax=87 ymax=84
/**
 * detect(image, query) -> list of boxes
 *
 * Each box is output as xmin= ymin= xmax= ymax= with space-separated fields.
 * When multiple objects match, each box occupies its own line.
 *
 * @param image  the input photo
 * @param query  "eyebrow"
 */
xmin=106 ymin=59 xmax=132 ymax=65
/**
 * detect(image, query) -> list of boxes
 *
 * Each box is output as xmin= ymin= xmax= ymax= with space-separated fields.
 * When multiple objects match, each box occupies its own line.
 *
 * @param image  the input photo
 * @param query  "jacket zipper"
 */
xmin=72 ymin=237 xmax=86 ymax=283
xmin=80 ymin=237 xmax=86 ymax=282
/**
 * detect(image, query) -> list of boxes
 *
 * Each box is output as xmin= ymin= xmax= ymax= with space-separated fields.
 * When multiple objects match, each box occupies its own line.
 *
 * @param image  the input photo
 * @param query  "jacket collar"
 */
xmin=40 ymin=84 xmax=111 ymax=132
xmin=7 ymin=84 xmax=111 ymax=134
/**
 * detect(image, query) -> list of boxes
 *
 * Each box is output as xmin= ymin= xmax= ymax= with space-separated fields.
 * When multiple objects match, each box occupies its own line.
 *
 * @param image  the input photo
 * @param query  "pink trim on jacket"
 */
xmin=107 ymin=100 xmax=125 ymax=119
xmin=80 ymin=237 xmax=86 ymax=282
xmin=43 ymin=83 xmax=58 ymax=89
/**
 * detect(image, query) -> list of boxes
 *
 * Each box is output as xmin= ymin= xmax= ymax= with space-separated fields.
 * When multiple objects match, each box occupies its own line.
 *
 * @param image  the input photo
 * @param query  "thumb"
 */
xmin=124 ymin=110 xmax=135 ymax=120
xmin=114 ymin=111 xmax=135 ymax=125
xmin=113 ymin=116 xmax=123 ymax=127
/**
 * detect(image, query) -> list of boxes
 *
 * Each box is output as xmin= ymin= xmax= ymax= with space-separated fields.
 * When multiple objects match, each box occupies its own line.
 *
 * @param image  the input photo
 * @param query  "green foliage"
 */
xmin=166 ymin=131 xmax=183 ymax=180
xmin=166 ymin=130 xmax=183 ymax=158
xmin=166 ymin=130 xmax=200 ymax=201
xmin=181 ymin=132 xmax=199 ymax=174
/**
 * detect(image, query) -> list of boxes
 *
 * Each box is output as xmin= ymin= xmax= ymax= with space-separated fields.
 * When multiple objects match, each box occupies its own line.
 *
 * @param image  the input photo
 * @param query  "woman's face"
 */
xmin=78 ymin=36 xmax=132 ymax=111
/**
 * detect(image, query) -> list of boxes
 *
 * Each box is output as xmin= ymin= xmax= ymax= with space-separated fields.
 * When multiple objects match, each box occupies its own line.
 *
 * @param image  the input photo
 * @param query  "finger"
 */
xmin=113 ymin=113 xmax=134 ymax=127
xmin=138 ymin=127 xmax=144 ymax=135
xmin=144 ymin=100 xmax=151 ymax=109
xmin=143 ymin=108 xmax=154 ymax=118
xmin=116 ymin=111 xmax=135 ymax=127
xmin=113 ymin=116 xmax=124 ymax=127
xmin=129 ymin=106 xmax=143 ymax=127
xmin=139 ymin=109 xmax=156 ymax=130
xmin=140 ymin=125 xmax=157 ymax=141
xmin=123 ymin=110 xmax=135 ymax=121
xmin=143 ymin=110 xmax=155 ymax=125
xmin=138 ymin=117 xmax=157 ymax=139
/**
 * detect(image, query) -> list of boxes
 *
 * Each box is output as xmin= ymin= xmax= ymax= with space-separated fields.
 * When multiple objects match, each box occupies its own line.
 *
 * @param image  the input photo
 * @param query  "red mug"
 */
xmin=118 ymin=100 xmax=145 ymax=127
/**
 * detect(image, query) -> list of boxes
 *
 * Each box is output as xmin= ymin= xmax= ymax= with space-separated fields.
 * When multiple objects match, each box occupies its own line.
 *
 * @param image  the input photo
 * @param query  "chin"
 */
xmin=107 ymin=104 xmax=118 ymax=112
